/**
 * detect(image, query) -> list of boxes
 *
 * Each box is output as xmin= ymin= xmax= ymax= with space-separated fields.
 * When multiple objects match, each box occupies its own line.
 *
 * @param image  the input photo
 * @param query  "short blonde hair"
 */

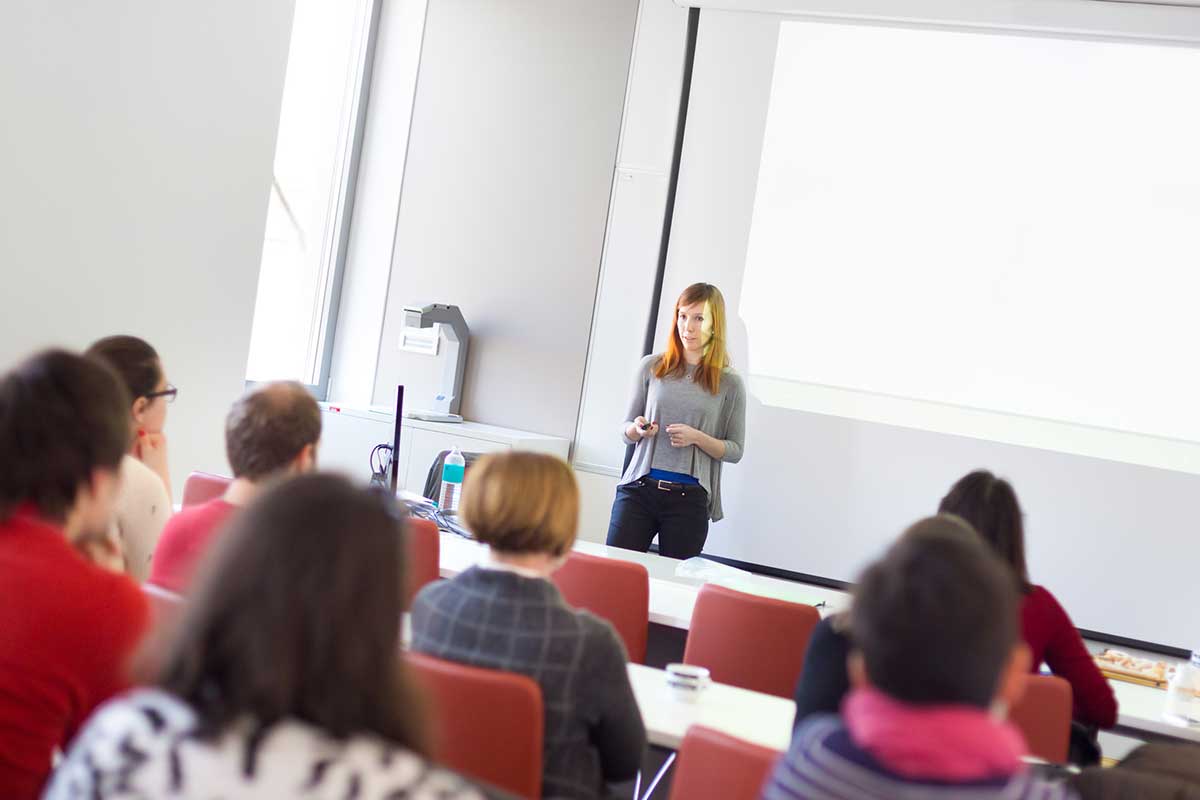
xmin=460 ymin=452 xmax=579 ymax=556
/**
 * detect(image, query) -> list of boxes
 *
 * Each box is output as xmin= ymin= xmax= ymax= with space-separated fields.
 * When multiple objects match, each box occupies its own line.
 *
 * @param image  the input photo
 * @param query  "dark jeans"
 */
xmin=606 ymin=478 xmax=709 ymax=559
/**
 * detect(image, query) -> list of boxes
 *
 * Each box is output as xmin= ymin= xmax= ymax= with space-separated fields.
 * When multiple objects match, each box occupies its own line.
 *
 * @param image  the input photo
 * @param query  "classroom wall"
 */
xmin=372 ymin=0 xmax=639 ymax=442
xmin=0 ymin=0 xmax=295 ymax=498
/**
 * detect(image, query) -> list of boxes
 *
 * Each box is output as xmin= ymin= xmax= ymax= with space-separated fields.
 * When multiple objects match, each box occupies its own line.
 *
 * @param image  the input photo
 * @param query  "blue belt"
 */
xmin=647 ymin=469 xmax=699 ymax=486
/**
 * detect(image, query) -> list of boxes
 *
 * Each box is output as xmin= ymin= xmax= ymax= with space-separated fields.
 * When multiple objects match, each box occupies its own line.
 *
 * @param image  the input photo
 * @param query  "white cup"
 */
xmin=666 ymin=663 xmax=711 ymax=703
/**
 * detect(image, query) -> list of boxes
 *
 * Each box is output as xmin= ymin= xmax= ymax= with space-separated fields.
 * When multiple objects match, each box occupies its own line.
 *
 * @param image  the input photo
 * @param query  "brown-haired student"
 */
xmin=148 ymin=380 xmax=320 ymax=593
xmin=0 ymin=351 xmax=149 ymax=799
xmin=411 ymin=452 xmax=646 ymax=800
xmin=47 ymin=475 xmax=487 ymax=799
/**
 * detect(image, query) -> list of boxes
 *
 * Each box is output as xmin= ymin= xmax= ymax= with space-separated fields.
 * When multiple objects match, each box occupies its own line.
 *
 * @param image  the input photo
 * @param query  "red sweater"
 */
xmin=1021 ymin=585 xmax=1117 ymax=728
xmin=0 ymin=514 xmax=148 ymax=799
xmin=148 ymin=498 xmax=237 ymax=593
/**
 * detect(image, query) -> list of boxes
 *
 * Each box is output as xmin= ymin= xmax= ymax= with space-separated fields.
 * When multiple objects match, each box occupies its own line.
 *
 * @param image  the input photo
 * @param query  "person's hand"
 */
xmin=135 ymin=430 xmax=171 ymax=488
xmin=73 ymin=531 xmax=126 ymax=573
xmin=666 ymin=423 xmax=702 ymax=448
xmin=628 ymin=416 xmax=660 ymax=441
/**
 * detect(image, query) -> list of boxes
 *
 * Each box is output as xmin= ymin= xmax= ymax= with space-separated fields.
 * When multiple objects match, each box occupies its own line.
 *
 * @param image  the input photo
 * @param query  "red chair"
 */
xmin=140 ymin=583 xmax=184 ymax=673
xmin=406 ymin=652 xmax=543 ymax=799
xmin=669 ymin=725 xmax=780 ymax=800
xmin=1009 ymin=673 xmax=1073 ymax=763
xmin=683 ymin=583 xmax=820 ymax=698
xmin=181 ymin=471 xmax=231 ymax=507
xmin=404 ymin=518 xmax=440 ymax=609
xmin=551 ymin=551 xmax=649 ymax=663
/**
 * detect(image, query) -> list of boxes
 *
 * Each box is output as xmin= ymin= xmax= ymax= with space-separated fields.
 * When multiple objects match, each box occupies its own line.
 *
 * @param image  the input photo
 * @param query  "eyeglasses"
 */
xmin=145 ymin=384 xmax=178 ymax=404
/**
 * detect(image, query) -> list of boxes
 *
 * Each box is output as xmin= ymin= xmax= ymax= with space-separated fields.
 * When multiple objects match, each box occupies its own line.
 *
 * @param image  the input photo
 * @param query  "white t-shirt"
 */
xmin=44 ymin=689 xmax=488 ymax=799
xmin=110 ymin=454 xmax=170 ymax=581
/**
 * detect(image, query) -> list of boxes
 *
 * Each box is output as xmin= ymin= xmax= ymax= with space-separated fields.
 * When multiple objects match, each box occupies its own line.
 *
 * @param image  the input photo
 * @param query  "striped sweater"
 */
xmin=761 ymin=715 xmax=1076 ymax=800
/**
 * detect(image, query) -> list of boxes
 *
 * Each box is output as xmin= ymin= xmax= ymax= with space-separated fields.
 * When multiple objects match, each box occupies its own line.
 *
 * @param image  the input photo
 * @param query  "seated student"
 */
xmin=148 ymin=381 xmax=320 ymax=593
xmin=85 ymin=335 xmax=175 ymax=581
xmin=0 ymin=351 xmax=149 ymax=799
xmin=792 ymin=470 xmax=1118 ymax=747
xmin=410 ymin=452 xmax=646 ymax=800
xmin=763 ymin=515 xmax=1074 ymax=800
xmin=46 ymin=474 xmax=488 ymax=799
xmin=939 ymin=470 xmax=1117 ymax=732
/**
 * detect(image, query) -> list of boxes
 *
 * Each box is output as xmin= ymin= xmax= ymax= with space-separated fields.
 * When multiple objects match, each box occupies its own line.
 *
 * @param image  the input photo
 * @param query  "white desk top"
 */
xmin=628 ymin=663 xmax=794 ymax=752
xmin=1110 ymin=678 xmax=1200 ymax=744
xmin=437 ymin=532 xmax=848 ymax=629
xmin=436 ymin=531 xmax=1200 ymax=748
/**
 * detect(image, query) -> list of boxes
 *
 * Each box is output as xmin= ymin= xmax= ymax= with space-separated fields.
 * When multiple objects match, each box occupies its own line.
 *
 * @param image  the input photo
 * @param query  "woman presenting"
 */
xmin=606 ymin=282 xmax=746 ymax=559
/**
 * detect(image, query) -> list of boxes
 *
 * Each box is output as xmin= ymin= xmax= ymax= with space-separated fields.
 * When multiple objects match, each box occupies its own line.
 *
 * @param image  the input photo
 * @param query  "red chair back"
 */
xmin=1009 ymin=673 xmax=1072 ymax=763
xmin=551 ymin=551 xmax=649 ymax=663
xmin=406 ymin=652 xmax=543 ymax=799
xmin=181 ymin=471 xmax=231 ymax=507
xmin=404 ymin=518 xmax=440 ymax=609
xmin=683 ymin=583 xmax=820 ymax=698
xmin=669 ymin=725 xmax=779 ymax=800
xmin=140 ymin=583 xmax=184 ymax=673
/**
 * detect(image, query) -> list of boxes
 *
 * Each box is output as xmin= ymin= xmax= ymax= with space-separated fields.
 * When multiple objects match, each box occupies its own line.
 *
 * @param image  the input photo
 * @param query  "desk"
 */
xmin=1110 ymin=679 xmax=1200 ymax=744
xmin=627 ymin=663 xmax=793 ymax=753
xmin=437 ymin=532 xmax=1200 ymax=750
xmin=437 ymin=531 xmax=849 ymax=629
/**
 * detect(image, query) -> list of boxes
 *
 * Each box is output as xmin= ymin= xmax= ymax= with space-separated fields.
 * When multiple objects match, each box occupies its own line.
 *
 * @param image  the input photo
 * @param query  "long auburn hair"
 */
xmin=653 ymin=282 xmax=730 ymax=394
xmin=153 ymin=474 xmax=428 ymax=752
xmin=937 ymin=470 xmax=1031 ymax=593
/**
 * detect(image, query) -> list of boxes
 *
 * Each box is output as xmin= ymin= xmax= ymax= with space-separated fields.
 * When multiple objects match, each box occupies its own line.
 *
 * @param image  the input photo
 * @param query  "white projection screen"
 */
xmin=660 ymin=6 xmax=1200 ymax=650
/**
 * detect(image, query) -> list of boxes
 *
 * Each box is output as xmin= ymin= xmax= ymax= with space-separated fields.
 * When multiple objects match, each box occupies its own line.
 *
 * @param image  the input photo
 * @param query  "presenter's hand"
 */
xmin=628 ymin=416 xmax=659 ymax=440
xmin=666 ymin=423 xmax=702 ymax=448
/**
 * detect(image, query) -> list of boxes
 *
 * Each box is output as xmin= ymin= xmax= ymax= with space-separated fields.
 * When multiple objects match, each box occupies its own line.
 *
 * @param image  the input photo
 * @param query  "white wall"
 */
xmin=372 ymin=0 xmax=639 ymax=442
xmin=0 ymin=0 xmax=295 ymax=498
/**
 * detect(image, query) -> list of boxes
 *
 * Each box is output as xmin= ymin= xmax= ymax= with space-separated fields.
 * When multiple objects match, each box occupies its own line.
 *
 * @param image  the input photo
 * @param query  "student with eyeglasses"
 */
xmin=85 ymin=336 xmax=176 ymax=579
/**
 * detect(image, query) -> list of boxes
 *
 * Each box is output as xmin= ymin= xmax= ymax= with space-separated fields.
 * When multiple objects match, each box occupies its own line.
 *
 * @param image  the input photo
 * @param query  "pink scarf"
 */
xmin=843 ymin=687 xmax=1029 ymax=781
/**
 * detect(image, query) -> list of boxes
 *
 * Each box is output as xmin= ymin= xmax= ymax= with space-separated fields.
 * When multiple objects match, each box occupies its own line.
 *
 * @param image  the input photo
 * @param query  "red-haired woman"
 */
xmin=606 ymin=283 xmax=746 ymax=559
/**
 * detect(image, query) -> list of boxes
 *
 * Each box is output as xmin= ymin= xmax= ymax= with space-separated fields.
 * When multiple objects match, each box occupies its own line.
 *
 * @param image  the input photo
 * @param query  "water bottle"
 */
xmin=437 ymin=448 xmax=466 ymax=514
xmin=1164 ymin=650 xmax=1200 ymax=725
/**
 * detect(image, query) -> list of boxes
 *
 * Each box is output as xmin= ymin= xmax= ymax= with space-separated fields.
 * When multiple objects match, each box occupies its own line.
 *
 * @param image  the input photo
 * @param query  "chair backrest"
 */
xmin=551 ymin=551 xmax=649 ymax=663
xmin=404 ymin=518 xmax=440 ymax=609
xmin=1009 ymin=673 xmax=1073 ymax=763
xmin=140 ymin=583 xmax=185 ymax=673
xmin=405 ymin=651 xmax=544 ymax=799
xmin=669 ymin=725 xmax=780 ymax=800
xmin=683 ymin=583 xmax=821 ymax=698
xmin=181 ymin=471 xmax=232 ymax=508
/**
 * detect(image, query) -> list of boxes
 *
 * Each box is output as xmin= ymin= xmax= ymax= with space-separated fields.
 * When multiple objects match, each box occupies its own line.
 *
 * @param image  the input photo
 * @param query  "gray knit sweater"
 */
xmin=619 ymin=354 xmax=747 ymax=521
xmin=410 ymin=567 xmax=646 ymax=800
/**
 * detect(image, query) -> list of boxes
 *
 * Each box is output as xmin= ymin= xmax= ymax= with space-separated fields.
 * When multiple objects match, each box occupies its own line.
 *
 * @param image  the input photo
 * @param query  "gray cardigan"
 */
xmin=619 ymin=354 xmax=746 ymax=521
xmin=410 ymin=567 xmax=646 ymax=800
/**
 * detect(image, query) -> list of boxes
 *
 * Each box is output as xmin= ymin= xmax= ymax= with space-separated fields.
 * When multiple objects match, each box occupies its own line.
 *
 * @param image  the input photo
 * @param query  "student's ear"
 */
xmin=847 ymin=650 xmax=869 ymax=689
xmin=293 ymin=442 xmax=317 ymax=474
xmin=996 ymin=642 xmax=1032 ymax=714
xmin=130 ymin=396 xmax=148 ymax=426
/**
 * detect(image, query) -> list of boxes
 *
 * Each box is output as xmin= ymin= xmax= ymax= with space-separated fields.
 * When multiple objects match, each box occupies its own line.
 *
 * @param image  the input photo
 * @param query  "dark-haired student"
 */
xmin=939 ymin=470 xmax=1117 ymax=731
xmin=148 ymin=381 xmax=320 ymax=593
xmin=46 ymin=475 xmax=488 ymax=799
xmin=792 ymin=471 xmax=1117 ymax=744
xmin=86 ymin=335 xmax=175 ymax=580
xmin=0 ymin=351 xmax=149 ymax=799
xmin=763 ymin=516 xmax=1074 ymax=799
xmin=411 ymin=452 xmax=646 ymax=800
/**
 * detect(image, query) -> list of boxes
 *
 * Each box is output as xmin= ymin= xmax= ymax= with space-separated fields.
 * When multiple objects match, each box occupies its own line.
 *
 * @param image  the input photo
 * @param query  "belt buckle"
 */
xmin=657 ymin=479 xmax=672 ymax=491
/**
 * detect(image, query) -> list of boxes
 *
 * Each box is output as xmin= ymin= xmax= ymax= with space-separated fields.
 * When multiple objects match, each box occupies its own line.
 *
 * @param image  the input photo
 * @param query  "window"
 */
xmin=245 ymin=0 xmax=379 ymax=394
